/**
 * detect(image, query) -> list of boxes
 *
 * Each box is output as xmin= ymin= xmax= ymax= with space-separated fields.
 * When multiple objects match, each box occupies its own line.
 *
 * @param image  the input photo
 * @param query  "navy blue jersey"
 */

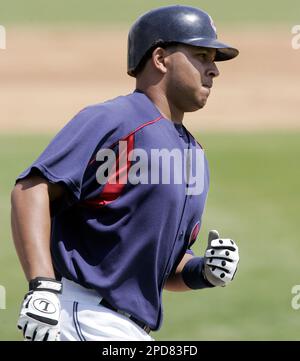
xmin=17 ymin=91 xmax=210 ymax=330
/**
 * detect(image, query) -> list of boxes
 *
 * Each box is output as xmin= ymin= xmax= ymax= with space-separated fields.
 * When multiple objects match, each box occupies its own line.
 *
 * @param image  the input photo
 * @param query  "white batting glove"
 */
xmin=203 ymin=230 xmax=239 ymax=287
xmin=17 ymin=277 xmax=62 ymax=341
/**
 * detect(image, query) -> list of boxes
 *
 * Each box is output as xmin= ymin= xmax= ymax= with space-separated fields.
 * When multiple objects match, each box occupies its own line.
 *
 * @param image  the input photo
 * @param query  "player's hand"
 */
xmin=203 ymin=230 xmax=239 ymax=287
xmin=17 ymin=277 xmax=62 ymax=341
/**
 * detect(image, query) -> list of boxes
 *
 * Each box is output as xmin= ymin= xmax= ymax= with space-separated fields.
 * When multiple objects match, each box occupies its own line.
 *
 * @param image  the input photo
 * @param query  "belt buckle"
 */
xmin=120 ymin=312 xmax=151 ymax=334
xmin=130 ymin=316 xmax=151 ymax=334
xmin=143 ymin=325 xmax=151 ymax=334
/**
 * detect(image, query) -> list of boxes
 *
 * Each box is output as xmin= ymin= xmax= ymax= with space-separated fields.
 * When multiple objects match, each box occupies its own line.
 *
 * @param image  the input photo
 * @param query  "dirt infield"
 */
xmin=0 ymin=26 xmax=299 ymax=133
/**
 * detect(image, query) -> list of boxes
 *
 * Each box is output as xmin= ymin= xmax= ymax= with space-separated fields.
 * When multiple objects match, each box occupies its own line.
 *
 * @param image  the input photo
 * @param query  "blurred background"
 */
xmin=0 ymin=0 xmax=299 ymax=340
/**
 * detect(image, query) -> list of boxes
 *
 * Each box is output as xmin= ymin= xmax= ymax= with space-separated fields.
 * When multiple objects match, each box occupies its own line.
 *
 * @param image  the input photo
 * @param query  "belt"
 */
xmin=99 ymin=298 xmax=151 ymax=334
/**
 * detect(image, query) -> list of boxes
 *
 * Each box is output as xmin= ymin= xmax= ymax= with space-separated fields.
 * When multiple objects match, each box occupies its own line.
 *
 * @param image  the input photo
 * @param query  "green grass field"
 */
xmin=0 ymin=0 xmax=299 ymax=24
xmin=0 ymin=132 xmax=299 ymax=340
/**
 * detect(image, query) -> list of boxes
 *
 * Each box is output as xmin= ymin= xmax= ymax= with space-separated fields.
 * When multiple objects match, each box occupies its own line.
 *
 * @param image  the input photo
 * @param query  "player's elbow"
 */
xmin=11 ymin=182 xmax=25 ymax=210
xmin=11 ymin=176 xmax=48 ymax=210
xmin=11 ymin=183 xmax=25 ymax=228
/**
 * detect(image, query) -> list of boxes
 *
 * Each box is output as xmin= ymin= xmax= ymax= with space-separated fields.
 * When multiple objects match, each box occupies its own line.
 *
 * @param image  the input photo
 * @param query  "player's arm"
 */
xmin=11 ymin=175 xmax=65 ymax=280
xmin=164 ymin=253 xmax=195 ymax=291
xmin=11 ymin=175 xmax=65 ymax=341
xmin=164 ymin=230 xmax=239 ymax=292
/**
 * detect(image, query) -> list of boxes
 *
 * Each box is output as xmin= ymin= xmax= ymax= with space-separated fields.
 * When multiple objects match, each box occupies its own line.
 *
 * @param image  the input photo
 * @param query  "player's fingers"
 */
xmin=205 ymin=248 xmax=239 ymax=261
xmin=210 ymin=238 xmax=238 ymax=251
xmin=17 ymin=315 xmax=27 ymax=331
xmin=205 ymin=258 xmax=237 ymax=274
xmin=21 ymin=321 xmax=29 ymax=338
xmin=207 ymin=265 xmax=232 ymax=284
xmin=24 ymin=320 xmax=38 ymax=340
xmin=46 ymin=328 xmax=60 ymax=341
xmin=32 ymin=326 xmax=49 ymax=341
xmin=31 ymin=327 xmax=38 ymax=341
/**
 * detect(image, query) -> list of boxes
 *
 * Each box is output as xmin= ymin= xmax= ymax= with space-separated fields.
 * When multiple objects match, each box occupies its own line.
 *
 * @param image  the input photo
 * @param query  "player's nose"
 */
xmin=207 ymin=63 xmax=220 ymax=78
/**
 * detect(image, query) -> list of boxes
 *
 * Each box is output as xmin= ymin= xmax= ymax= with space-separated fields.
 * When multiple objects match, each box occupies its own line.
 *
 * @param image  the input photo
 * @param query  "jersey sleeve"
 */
xmin=16 ymin=106 xmax=116 ymax=203
xmin=185 ymin=248 xmax=195 ymax=255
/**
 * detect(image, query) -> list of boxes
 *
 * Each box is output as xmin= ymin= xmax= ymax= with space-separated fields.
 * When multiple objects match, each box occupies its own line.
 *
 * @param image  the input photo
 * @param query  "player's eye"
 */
xmin=197 ymin=52 xmax=215 ymax=63
xmin=197 ymin=53 xmax=209 ymax=61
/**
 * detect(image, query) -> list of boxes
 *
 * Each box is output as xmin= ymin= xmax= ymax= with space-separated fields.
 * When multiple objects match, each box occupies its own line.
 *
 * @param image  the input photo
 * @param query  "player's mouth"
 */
xmin=202 ymin=83 xmax=212 ymax=89
xmin=201 ymin=84 xmax=211 ymax=96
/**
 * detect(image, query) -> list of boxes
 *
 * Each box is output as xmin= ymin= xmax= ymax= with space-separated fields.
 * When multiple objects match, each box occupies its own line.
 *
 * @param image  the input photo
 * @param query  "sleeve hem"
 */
xmin=16 ymin=164 xmax=81 ymax=201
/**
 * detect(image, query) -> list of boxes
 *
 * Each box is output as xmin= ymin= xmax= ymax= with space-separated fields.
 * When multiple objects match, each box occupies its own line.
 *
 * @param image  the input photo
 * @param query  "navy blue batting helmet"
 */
xmin=127 ymin=5 xmax=239 ymax=77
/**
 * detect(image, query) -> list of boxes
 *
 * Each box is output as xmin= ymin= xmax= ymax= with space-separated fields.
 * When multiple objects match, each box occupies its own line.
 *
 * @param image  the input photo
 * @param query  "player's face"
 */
xmin=165 ymin=45 xmax=220 ymax=112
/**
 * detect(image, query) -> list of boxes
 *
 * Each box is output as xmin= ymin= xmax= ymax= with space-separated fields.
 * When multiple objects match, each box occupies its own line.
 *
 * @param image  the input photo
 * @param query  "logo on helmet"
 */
xmin=208 ymin=15 xmax=217 ymax=34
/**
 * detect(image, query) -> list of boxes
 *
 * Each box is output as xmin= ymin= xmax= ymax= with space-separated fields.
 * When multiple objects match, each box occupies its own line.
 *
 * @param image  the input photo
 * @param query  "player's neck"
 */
xmin=138 ymin=87 xmax=184 ymax=124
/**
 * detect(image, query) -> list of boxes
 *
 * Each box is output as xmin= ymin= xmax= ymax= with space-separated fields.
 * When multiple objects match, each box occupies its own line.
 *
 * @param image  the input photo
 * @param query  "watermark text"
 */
xmin=0 ymin=25 xmax=6 ymax=49
xmin=95 ymin=142 xmax=205 ymax=195
xmin=0 ymin=285 xmax=6 ymax=309
xmin=291 ymin=285 xmax=300 ymax=310
xmin=291 ymin=25 xmax=300 ymax=50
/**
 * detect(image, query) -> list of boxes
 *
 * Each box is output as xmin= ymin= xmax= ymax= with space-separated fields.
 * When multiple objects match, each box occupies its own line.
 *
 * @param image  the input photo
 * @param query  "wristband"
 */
xmin=182 ymin=257 xmax=215 ymax=289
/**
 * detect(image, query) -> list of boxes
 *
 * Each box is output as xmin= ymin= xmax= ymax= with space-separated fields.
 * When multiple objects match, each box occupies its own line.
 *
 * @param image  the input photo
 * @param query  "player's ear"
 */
xmin=151 ymin=47 xmax=168 ymax=75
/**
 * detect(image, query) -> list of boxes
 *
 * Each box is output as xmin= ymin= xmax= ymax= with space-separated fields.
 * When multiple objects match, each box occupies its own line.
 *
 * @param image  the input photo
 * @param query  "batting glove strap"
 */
xmin=29 ymin=277 xmax=62 ymax=294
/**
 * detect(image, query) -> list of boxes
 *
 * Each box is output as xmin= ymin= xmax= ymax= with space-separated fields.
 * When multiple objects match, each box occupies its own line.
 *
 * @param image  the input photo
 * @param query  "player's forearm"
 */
xmin=164 ymin=273 xmax=191 ymax=291
xmin=11 ymin=177 xmax=55 ymax=281
xmin=164 ymin=253 xmax=194 ymax=292
xmin=164 ymin=253 xmax=215 ymax=291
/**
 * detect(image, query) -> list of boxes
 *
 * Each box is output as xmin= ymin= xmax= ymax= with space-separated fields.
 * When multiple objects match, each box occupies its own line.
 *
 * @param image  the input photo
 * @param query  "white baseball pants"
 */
xmin=58 ymin=278 xmax=154 ymax=341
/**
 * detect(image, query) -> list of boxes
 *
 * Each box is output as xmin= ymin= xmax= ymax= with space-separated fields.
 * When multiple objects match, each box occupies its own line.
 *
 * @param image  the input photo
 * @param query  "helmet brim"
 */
xmin=186 ymin=38 xmax=239 ymax=61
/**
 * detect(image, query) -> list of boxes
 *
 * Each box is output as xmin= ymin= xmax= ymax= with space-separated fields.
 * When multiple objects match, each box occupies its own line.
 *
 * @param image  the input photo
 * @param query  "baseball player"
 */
xmin=11 ymin=5 xmax=240 ymax=341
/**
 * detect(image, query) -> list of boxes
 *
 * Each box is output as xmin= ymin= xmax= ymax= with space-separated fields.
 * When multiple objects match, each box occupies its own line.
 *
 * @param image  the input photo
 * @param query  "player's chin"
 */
xmin=183 ymin=89 xmax=209 ymax=112
xmin=190 ymin=95 xmax=208 ymax=111
xmin=195 ymin=88 xmax=210 ymax=108
xmin=198 ymin=97 xmax=208 ymax=108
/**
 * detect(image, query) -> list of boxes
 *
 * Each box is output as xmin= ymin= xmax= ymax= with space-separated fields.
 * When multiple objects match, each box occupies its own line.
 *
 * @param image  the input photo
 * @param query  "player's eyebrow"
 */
xmin=194 ymin=48 xmax=216 ymax=60
xmin=195 ymin=48 xmax=209 ymax=53
xmin=195 ymin=48 xmax=213 ymax=55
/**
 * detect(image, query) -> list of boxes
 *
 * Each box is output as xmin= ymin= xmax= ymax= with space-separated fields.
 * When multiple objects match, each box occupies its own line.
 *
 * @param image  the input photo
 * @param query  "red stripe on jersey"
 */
xmin=120 ymin=116 xmax=163 ymax=141
xmin=88 ymin=115 xmax=163 ymax=167
xmin=84 ymin=133 xmax=134 ymax=207
xmin=189 ymin=221 xmax=200 ymax=247
xmin=84 ymin=115 xmax=163 ymax=207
